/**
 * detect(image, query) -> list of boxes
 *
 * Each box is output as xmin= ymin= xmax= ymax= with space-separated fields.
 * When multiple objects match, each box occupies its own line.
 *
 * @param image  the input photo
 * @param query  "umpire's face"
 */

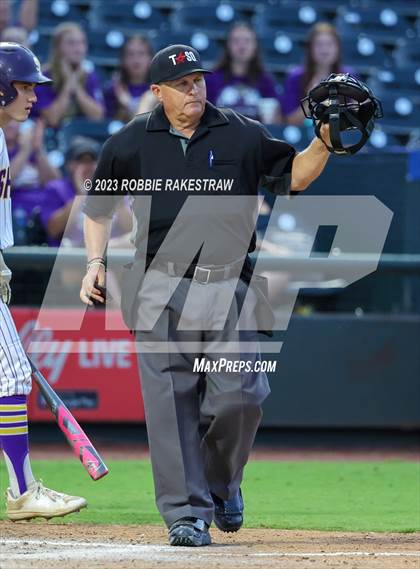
xmin=152 ymin=72 xmax=206 ymax=124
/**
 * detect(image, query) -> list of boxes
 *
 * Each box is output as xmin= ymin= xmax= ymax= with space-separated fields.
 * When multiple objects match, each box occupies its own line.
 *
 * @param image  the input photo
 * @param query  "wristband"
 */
xmin=87 ymin=261 xmax=106 ymax=271
xmin=87 ymin=256 xmax=106 ymax=271
xmin=87 ymin=256 xmax=106 ymax=265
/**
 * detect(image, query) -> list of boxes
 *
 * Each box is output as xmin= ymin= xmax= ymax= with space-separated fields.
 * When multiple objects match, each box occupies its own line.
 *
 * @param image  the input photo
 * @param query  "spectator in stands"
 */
xmin=0 ymin=0 xmax=37 ymax=34
xmin=280 ymin=23 xmax=352 ymax=125
xmin=1 ymin=25 xmax=29 ymax=46
xmin=0 ymin=0 xmax=11 ymax=33
xmin=136 ymin=89 xmax=159 ymax=114
xmin=40 ymin=137 xmax=131 ymax=247
xmin=206 ymin=21 xmax=281 ymax=123
xmin=34 ymin=22 xmax=104 ymax=128
xmin=17 ymin=0 xmax=38 ymax=31
xmin=104 ymin=35 xmax=153 ymax=122
xmin=5 ymin=118 xmax=60 ymax=245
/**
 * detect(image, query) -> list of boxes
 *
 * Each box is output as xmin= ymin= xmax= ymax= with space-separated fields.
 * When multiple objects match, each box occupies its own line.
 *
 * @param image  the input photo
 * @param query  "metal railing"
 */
xmin=4 ymin=247 xmax=420 ymax=313
xmin=5 ymin=246 xmax=420 ymax=274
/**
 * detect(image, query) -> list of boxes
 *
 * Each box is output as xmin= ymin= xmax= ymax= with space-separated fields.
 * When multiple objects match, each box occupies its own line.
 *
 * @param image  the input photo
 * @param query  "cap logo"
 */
xmin=168 ymin=50 xmax=197 ymax=66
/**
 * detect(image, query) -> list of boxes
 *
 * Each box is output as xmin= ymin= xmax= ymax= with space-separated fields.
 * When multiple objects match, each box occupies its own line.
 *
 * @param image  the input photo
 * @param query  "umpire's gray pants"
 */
xmin=134 ymin=269 xmax=270 ymax=527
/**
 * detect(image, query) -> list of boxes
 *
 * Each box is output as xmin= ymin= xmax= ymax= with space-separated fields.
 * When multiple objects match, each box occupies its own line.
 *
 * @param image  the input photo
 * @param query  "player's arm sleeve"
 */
xmin=258 ymin=125 xmax=296 ymax=196
xmin=83 ymin=137 xmax=123 ymax=220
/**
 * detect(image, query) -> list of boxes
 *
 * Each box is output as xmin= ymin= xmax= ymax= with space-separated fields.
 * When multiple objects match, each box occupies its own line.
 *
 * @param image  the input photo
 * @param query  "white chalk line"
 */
xmin=1 ymin=539 xmax=419 ymax=561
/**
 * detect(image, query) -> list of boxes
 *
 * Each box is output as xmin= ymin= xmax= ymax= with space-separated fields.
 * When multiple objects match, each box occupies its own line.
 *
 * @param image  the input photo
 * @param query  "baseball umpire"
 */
xmin=0 ymin=42 xmax=87 ymax=520
xmin=80 ymin=44 xmax=331 ymax=546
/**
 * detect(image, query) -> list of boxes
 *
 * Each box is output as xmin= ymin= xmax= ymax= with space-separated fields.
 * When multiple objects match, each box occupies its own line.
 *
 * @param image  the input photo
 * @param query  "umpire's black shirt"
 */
xmin=84 ymin=101 xmax=296 ymax=267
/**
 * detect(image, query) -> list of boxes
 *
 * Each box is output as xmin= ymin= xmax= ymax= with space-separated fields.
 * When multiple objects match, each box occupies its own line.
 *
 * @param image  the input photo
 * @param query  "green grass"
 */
xmin=1 ymin=459 xmax=419 ymax=532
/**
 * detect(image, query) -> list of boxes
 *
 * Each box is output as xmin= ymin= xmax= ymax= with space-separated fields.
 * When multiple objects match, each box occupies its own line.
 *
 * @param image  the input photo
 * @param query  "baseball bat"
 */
xmin=28 ymin=356 xmax=109 ymax=481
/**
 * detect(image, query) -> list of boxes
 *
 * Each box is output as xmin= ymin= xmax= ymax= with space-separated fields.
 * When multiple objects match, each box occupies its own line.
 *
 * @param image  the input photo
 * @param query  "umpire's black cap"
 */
xmin=149 ymin=44 xmax=211 ymax=84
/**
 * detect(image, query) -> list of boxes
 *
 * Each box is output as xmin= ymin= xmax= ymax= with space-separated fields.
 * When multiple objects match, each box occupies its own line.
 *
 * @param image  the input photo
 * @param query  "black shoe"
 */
xmin=211 ymin=488 xmax=244 ymax=533
xmin=168 ymin=517 xmax=211 ymax=546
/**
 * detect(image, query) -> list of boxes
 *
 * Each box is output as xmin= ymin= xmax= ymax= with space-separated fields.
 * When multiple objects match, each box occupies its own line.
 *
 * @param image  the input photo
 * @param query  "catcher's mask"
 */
xmin=300 ymin=73 xmax=383 ymax=155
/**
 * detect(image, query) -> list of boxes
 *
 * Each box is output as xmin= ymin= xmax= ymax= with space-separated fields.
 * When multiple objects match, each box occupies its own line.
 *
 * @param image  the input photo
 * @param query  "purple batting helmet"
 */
xmin=0 ymin=42 xmax=52 ymax=107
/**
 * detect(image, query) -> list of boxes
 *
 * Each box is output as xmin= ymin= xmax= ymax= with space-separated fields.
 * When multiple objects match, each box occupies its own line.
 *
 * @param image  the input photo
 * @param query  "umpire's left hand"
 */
xmin=80 ymin=264 xmax=106 ymax=306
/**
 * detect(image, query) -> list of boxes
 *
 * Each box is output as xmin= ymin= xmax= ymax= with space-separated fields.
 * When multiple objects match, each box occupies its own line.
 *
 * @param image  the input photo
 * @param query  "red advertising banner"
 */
xmin=12 ymin=307 xmax=145 ymax=423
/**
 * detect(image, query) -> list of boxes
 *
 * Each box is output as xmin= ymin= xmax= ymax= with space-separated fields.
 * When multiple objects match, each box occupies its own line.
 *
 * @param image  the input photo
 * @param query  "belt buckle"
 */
xmin=193 ymin=266 xmax=211 ymax=284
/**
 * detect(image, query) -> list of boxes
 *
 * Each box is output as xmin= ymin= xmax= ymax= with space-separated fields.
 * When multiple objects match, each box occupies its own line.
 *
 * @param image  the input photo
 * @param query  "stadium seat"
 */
xmin=28 ymin=30 xmax=51 ymax=64
xmin=60 ymin=0 xmax=92 ymax=6
xmin=38 ymin=0 xmax=88 ymax=32
xmin=267 ymin=119 xmax=410 ymax=153
xmin=259 ymin=35 xmax=304 ymax=73
xmin=151 ymin=32 xmax=221 ymax=65
xmin=87 ymin=30 xmax=128 ymax=68
xmin=335 ymin=6 xmax=415 ymax=46
xmin=369 ymin=67 xmax=420 ymax=104
xmin=363 ymin=128 xmax=407 ymax=152
xmin=264 ymin=124 xmax=312 ymax=151
xmin=170 ymin=4 xmax=249 ymax=39
xmin=340 ymin=36 xmax=390 ymax=74
xmin=378 ymin=92 xmax=420 ymax=134
xmin=90 ymin=0 xmax=167 ymax=33
xmin=58 ymin=118 xmax=124 ymax=151
xmin=253 ymin=3 xmax=334 ymax=41
xmin=366 ymin=0 xmax=420 ymax=20
xmin=393 ymin=38 xmax=420 ymax=68
xmin=142 ymin=0 xmax=182 ymax=8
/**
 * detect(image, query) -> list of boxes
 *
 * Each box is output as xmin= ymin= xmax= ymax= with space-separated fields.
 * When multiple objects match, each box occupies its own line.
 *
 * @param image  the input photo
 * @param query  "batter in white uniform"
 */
xmin=0 ymin=42 xmax=86 ymax=521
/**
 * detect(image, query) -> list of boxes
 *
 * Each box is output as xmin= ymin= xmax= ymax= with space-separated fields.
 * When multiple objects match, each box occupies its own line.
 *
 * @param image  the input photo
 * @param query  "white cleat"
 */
xmin=6 ymin=480 xmax=87 ymax=521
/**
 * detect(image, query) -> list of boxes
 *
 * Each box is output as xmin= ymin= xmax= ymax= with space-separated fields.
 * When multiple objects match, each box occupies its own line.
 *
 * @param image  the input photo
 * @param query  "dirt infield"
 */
xmin=3 ymin=446 xmax=418 ymax=567
xmin=1 ymin=522 xmax=419 ymax=569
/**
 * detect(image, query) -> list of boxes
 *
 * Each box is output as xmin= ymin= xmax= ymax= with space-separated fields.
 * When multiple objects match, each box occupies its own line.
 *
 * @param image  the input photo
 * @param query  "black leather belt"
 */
xmin=153 ymin=258 xmax=245 ymax=284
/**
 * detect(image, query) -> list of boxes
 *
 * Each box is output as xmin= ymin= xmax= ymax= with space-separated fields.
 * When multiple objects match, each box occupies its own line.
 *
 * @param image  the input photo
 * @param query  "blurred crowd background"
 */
xmin=3 ymin=0 xmax=419 ymax=251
